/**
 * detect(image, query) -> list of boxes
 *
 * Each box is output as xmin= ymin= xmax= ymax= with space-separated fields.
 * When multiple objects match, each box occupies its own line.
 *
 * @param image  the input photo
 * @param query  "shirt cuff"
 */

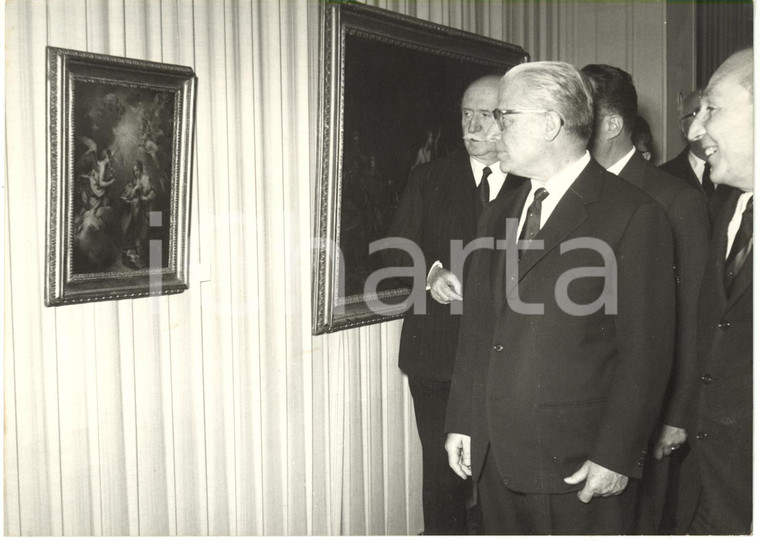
xmin=426 ymin=261 xmax=443 ymax=290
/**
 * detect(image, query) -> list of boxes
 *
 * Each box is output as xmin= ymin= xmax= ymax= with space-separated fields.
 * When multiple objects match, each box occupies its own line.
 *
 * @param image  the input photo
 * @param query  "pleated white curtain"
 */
xmin=4 ymin=0 xmax=423 ymax=535
xmin=4 ymin=0 xmax=683 ymax=535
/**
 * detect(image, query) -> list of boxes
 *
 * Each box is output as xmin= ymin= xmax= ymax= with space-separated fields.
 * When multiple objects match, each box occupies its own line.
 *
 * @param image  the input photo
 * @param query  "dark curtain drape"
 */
xmin=696 ymin=0 xmax=754 ymax=88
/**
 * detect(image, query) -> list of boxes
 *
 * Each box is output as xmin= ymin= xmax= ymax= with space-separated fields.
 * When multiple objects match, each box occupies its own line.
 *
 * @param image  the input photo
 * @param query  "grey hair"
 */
xmin=502 ymin=61 xmax=595 ymax=142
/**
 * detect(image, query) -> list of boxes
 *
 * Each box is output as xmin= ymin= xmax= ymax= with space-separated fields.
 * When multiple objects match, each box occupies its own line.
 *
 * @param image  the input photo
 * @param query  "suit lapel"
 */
xmin=727 ymin=248 xmax=753 ymax=309
xmin=444 ymin=150 xmax=480 ymax=235
xmin=491 ymin=182 xmax=531 ymax=315
xmin=680 ymin=149 xmax=703 ymax=192
xmin=708 ymin=188 xmax=742 ymax=307
xmin=721 ymin=189 xmax=753 ymax=311
xmin=618 ymin=152 xmax=647 ymax=190
xmin=506 ymin=162 xmax=602 ymax=295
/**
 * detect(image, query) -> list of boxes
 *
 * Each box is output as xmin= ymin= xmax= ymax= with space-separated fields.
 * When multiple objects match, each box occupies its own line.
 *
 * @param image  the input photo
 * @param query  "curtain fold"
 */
xmin=696 ymin=1 xmax=753 ymax=89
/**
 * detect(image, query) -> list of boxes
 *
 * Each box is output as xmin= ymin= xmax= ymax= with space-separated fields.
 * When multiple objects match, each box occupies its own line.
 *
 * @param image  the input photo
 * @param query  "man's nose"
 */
xmin=467 ymin=117 xmax=482 ymax=133
xmin=688 ymin=110 xmax=706 ymax=142
xmin=484 ymin=118 xmax=501 ymax=142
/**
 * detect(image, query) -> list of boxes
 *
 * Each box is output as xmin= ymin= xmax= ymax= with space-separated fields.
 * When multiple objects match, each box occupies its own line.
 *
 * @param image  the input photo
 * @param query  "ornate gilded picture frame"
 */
xmin=312 ymin=3 xmax=528 ymax=334
xmin=45 ymin=47 xmax=196 ymax=306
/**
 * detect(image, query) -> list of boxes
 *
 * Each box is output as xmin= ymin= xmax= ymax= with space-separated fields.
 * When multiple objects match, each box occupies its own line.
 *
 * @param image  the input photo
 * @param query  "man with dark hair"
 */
xmin=660 ymin=89 xmax=715 ymax=195
xmin=385 ymin=75 xmax=522 ymax=534
xmin=632 ymin=116 xmax=653 ymax=162
xmin=445 ymin=61 xmax=676 ymax=535
xmin=674 ymin=48 xmax=754 ymax=535
xmin=581 ymin=63 xmax=710 ymax=533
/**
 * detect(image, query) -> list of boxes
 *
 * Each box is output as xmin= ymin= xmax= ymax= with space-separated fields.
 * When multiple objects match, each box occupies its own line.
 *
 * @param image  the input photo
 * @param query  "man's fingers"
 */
xmin=577 ymin=484 xmax=594 ymax=504
xmin=432 ymin=282 xmax=462 ymax=304
xmin=653 ymin=445 xmax=666 ymax=461
xmin=444 ymin=434 xmax=470 ymax=480
xmin=568 ymin=461 xmax=629 ymax=503
xmin=449 ymin=275 xmax=463 ymax=298
xmin=563 ymin=462 xmax=589 ymax=485
xmin=445 ymin=446 xmax=466 ymax=479
xmin=430 ymin=271 xmax=464 ymax=304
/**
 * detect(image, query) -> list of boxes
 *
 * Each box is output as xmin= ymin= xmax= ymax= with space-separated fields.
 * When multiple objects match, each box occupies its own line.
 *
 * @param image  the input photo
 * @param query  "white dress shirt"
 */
xmin=726 ymin=191 xmax=754 ymax=258
xmin=515 ymin=151 xmax=592 ymax=241
xmin=471 ymin=157 xmax=508 ymax=202
xmin=688 ymin=150 xmax=707 ymax=182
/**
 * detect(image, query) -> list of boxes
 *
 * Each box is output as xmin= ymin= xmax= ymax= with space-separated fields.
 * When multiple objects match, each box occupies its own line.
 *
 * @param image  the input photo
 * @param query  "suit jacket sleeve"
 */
xmin=384 ymin=164 xmax=437 ymax=279
xmin=444 ymin=209 xmax=497 ymax=435
xmin=661 ymin=190 xmax=710 ymax=427
xmin=589 ymin=200 xmax=677 ymax=478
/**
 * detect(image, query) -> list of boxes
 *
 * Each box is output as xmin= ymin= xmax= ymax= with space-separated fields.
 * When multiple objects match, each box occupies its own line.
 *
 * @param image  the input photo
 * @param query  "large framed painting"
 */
xmin=312 ymin=3 xmax=528 ymax=334
xmin=45 ymin=47 xmax=196 ymax=306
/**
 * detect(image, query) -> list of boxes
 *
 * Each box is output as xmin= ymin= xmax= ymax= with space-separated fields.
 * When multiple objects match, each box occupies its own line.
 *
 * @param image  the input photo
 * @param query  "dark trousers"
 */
xmin=408 ymin=376 xmax=478 ymax=535
xmin=478 ymin=445 xmax=638 ymax=535
xmin=634 ymin=445 xmax=688 ymax=534
xmin=676 ymin=447 xmax=752 ymax=535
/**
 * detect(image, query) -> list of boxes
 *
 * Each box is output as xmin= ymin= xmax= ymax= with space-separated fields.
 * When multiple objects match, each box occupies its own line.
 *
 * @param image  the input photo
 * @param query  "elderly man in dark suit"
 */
xmin=659 ymin=89 xmax=714 ymax=195
xmin=444 ymin=61 xmax=676 ymax=535
xmin=580 ymin=64 xmax=710 ymax=534
xmin=385 ymin=75 xmax=522 ymax=534
xmin=672 ymin=48 xmax=754 ymax=535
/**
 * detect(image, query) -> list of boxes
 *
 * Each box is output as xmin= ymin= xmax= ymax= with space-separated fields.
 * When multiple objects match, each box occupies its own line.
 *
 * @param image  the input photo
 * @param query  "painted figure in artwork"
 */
xmin=121 ymin=160 xmax=156 ymax=269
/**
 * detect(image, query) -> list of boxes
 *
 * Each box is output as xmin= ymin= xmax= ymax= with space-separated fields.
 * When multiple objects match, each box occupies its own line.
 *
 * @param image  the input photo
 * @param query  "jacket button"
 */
xmin=696 ymin=431 xmax=708 ymax=440
xmin=493 ymin=344 xmax=504 ymax=352
xmin=718 ymin=320 xmax=731 ymax=330
xmin=701 ymin=373 xmax=712 ymax=384
xmin=502 ymin=479 xmax=509 ymax=487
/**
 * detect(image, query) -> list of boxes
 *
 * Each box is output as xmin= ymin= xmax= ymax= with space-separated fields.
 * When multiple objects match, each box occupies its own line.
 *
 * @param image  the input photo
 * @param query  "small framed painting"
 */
xmin=45 ymin=46 xmax=196 ymax=306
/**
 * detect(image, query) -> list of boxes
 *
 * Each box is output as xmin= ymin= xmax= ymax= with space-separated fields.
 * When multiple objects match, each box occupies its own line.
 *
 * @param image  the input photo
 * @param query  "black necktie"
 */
xmin=702 ymin=163 xmax=714 ymax=195
xmin=518 ymin=187 xmax=549 ymax=261
xmin=725 ymin=195 xmax=753 ymax=295
xmin=520 ymin=187 xmax=550 ymax=241
xmin=479 ymin=167 xmax=491 ymax=207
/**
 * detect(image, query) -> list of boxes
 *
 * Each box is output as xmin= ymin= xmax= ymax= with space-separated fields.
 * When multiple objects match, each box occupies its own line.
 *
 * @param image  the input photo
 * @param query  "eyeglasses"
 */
xmin=679 ymin=110 xmax=699 ymax=122
xmin=492 ymin=108 xmax=553 ymax=130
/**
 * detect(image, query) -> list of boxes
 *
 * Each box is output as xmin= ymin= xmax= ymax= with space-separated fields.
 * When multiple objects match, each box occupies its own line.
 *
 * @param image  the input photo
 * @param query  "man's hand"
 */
xmin=653 ymin=424 xmax=688 ymax=460
xmin=563 ymin=460 xmax=628 ymax=503
xmin=445 ymin=433 xmax=472 ymax=480
xmin=428 ymin=267 xmax=463 ymax=304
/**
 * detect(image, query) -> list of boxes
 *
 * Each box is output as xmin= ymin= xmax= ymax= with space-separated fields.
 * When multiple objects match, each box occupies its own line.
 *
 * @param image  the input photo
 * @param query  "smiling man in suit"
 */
xmin=385 ymin=75 xmax=523 ymax=534
xmin=673 ymin=48 xmax=754 ymax=535
xmin=444 ymin=61 xmax=676 ymax=535
xmin=581 ymin=63 xmax=710 ymax=534
xmin=660 ymin=89 xmax=715 ymax=195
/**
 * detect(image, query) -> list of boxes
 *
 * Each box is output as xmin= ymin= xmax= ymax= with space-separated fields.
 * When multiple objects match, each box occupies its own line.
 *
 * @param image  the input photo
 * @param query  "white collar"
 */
xmin=469 ymin=157 xmax=504 ymax=185
xmin=534 ymin=151 xmax=591 ymax=192
xmin=688 ymin=150 xmax=706 ymax=178
xmin=606 ymin=146 xmax=637 ymax=176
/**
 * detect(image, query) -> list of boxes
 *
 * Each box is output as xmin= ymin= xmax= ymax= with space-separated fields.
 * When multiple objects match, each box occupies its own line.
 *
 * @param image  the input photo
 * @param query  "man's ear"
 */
xmin=543 ymin=111 xmax=563 ymax=141
xmin=604 ymin=114 xmax=624 ymax=139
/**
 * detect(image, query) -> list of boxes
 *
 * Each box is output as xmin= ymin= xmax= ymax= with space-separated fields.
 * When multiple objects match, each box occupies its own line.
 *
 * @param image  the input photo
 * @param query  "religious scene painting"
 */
xmin=72 ymin=82 xmax=174 ymax=274
xmin=45 ymin=47 xmax=196 ymax=306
